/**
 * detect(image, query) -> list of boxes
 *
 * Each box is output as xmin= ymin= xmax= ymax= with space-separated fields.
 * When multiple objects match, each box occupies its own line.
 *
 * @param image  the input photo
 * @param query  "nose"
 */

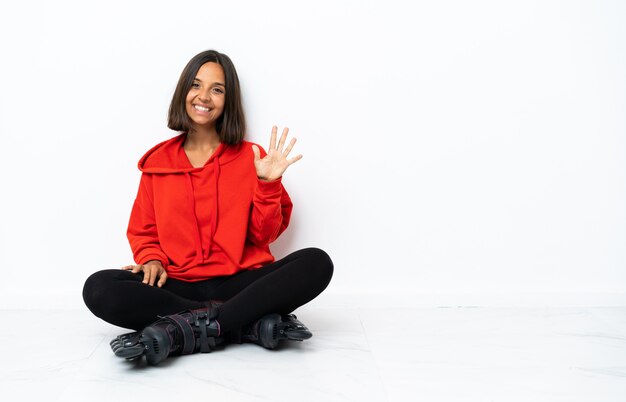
xmin=197 ymin=88 xmax=212 ymax=104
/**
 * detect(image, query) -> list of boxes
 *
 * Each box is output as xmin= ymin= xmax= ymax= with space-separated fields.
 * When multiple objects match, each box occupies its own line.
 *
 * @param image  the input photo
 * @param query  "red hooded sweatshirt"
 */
xmin=127 ymin=133 xmax=293 ymax=282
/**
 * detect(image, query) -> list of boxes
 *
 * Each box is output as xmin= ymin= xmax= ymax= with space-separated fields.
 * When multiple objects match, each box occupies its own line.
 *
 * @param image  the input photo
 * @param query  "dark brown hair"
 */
xmin=168 ymin=50 xmax=246 ymax=144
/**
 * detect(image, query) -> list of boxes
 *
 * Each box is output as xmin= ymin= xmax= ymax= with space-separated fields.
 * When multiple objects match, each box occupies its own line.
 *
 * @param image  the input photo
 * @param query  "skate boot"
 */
xmin=238 ymin=313 xmax=312 ymax=349
xmin=109 ymin=303 xmax=223 ymax=366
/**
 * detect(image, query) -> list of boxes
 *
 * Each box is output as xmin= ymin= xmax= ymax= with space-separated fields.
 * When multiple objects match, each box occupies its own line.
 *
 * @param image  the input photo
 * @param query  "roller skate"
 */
xmin=238 ymin=313 xmax=313 ymax=349
xmin=109 ymin=304 xmax=223 ymax=366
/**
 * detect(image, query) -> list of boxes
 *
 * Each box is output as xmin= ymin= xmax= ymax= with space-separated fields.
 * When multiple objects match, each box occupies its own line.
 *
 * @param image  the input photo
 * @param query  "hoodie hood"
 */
xmin=138 ymin=133 xmax=243 ymax=173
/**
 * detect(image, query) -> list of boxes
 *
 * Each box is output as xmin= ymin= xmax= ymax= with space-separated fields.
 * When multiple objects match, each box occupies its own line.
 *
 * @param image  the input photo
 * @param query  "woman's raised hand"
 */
xmin=252 ymin=126 xmax=303 ymax=182
xmin=121 ymin=261 xmax=168 ymax=288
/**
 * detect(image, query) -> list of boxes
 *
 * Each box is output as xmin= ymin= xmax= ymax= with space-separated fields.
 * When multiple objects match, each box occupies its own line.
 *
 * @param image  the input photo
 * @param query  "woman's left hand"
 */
xmin=252 ymin=126 xmax=303 ymax=182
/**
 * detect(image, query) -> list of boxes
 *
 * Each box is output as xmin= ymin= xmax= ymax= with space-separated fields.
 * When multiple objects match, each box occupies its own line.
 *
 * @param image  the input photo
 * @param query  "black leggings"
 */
xmin=83 ymin=247 xmax=333 ymax=332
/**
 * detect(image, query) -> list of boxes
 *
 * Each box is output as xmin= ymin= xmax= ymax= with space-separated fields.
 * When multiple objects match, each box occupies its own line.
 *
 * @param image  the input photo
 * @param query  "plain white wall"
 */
xmin=0 ymin=0 xmax=624 ymax=309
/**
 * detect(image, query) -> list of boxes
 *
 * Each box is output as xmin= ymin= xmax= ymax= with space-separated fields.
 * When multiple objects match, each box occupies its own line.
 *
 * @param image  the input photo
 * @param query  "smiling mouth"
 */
xmin=194 ymin=104 xmax=211 ymax=112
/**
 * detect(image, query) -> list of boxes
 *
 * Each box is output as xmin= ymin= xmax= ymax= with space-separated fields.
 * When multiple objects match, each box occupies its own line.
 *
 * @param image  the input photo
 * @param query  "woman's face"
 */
xmin=185 ymin=62 xmax=226 ymax=129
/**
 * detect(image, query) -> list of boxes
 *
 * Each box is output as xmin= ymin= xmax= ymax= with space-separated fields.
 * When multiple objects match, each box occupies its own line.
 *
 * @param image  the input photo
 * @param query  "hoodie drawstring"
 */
xmin=185 ymin=155 xmax=221 ymax=264
xmin=185 ymin=173 xmax=205 ymax=264
xmin=207 ymin=157 xmax=220 ymax=260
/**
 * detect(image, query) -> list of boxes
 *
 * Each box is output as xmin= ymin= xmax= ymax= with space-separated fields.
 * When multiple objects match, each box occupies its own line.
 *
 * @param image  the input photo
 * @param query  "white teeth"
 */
xmin=194 ymin=105 xmax=210 ymax=112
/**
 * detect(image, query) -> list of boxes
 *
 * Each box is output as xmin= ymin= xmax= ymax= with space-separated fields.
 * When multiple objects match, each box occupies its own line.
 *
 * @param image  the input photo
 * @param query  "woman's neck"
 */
xmin=185 ymin=126 xmax=221 ymax=150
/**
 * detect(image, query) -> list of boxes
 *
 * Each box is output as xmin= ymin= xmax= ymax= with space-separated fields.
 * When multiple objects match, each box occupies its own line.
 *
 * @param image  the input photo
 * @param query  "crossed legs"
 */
xmin=83 ymin=247 xmax=334 ymax=332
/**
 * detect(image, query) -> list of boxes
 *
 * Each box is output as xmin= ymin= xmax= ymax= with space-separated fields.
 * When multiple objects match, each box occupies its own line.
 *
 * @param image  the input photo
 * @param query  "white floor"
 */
xmin=1 ymin=304 xmax=625 ymax=401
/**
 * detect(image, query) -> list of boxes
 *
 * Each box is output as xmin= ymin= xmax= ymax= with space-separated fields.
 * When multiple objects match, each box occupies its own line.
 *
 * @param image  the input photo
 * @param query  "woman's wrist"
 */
xmin=258 ymin=176 xmax=279 ymax=182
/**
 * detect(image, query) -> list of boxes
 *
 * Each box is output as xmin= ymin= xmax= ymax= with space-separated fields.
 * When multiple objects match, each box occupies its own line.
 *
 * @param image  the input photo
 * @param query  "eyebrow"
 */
xmin=193 ymin=78 xmax=225 ymax=86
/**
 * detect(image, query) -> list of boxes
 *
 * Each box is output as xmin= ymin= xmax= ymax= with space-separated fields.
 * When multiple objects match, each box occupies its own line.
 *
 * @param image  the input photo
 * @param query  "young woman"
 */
xmin=82 ymin=50 xmax=334 ymax=365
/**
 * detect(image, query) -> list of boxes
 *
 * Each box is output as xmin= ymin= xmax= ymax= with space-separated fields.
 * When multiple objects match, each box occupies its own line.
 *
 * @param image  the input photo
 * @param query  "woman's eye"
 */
xmin=191 ymin=82 xmax=200 ymax=89
xmin=212 ymin=87 xmax=224 ymax=94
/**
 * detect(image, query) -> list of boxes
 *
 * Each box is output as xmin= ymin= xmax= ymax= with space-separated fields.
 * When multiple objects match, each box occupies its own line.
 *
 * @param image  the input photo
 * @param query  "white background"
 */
xmin=0 ymin=0 xmax=624 ymax=309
